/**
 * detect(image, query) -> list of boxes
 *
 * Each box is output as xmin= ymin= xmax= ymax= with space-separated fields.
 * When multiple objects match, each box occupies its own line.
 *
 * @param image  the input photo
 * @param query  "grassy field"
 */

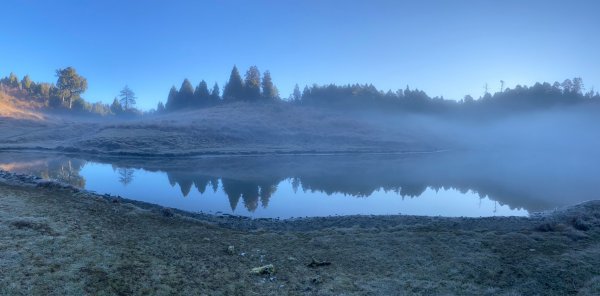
xmin=0 ymin=101 xmax=437 ymax=157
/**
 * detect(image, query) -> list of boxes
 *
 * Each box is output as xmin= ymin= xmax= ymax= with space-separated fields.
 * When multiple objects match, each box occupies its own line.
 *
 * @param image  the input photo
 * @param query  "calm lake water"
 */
xmin=1 ymin=151 xmax=597 ymax=218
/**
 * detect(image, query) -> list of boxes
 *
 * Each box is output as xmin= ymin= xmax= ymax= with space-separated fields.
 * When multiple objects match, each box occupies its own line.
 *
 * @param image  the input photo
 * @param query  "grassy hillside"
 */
xmin=0 ymin=99 xmax=437 ymax=156
xmin=0 ymin=89 xmax=44 ymax=120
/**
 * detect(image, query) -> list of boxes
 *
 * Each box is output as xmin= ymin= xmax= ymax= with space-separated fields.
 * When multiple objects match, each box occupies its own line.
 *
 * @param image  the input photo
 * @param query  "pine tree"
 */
xmin=178 ymin=79 xmax=195 ymax=109
xmin=110 ymin=97 xmax=123 ymax=114
xmin=165 ymin=86 xmax=178 ymax=111
xmin=8 ymin=72 xmax=19 ymax=88
xmin=292 ymin=84 xmax=301 ymax=102
xmin=244 ymin=66 xmax=261 ymax=101
xmin=119 ymin=85 xmax=137 ymax=111
xmin=302 ymin=85 xmax=310 ymax=98
xmin=157 ymin=101 xmax=165 ymax=113
xmin=194 ymin=80 xmax=210 ymax=107
xmin=223 ymin=65 xmax=244 ymax=101
xmin=261 ymin=70 xmax=279 ymax=100
xmin=210 ymin=82 xmax=221 ymax=105
xmin=21 ymin=75 xmax=32 ymax=92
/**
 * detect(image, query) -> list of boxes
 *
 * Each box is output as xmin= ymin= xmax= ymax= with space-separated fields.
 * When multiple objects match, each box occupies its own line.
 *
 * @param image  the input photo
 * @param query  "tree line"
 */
xmin=159 ymin=65 xmax=280 ymax=112
xmin=158 ymin=65 xmax=600 ymax=116
xmin=0 ymin=68 xmax=140 ymax=116
xmin=3 ymin=65 xmax=599 ymax=117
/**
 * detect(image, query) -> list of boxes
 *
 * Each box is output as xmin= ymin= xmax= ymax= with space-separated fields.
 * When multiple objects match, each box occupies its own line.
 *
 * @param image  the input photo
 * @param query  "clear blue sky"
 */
xmin=1 ymin=0 xmax=599 ymax=110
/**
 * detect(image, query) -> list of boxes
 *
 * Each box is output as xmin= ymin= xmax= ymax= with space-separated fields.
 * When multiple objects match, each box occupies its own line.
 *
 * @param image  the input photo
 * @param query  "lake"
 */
xmin=0 ymin=151 xmax=597 ymax=218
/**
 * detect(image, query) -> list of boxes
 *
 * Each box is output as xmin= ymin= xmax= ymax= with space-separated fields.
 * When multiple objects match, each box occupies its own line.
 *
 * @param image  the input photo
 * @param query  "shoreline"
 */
xmin=1 ymin=170 xmax=599 ymax=295
xmin=0 ymin=146 xmax=451 ymax=159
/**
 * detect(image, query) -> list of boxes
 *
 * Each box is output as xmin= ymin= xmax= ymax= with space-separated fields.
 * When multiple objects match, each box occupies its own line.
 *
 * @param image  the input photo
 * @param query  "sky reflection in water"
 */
xmin=2 ymin=151 xmax=596 ymax=218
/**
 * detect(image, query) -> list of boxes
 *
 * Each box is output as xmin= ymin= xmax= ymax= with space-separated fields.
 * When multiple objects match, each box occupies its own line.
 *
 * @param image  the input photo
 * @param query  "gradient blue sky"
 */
xmin=1 ymin=0 xmax=599 ymax=109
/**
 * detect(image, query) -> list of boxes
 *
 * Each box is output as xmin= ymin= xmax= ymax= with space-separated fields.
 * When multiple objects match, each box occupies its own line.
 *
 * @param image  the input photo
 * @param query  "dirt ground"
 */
xmin=1 ymin=171 xmax=599 ymax=295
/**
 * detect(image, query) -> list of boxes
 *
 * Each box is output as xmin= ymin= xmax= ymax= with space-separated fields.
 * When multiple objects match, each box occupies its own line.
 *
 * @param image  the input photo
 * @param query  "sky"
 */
xmin=1 ymin=0 xmax=599 ymax=110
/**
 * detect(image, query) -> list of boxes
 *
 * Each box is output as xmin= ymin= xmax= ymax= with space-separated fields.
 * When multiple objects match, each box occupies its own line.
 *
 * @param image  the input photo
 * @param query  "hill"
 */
xmin=0 ymin=89 xmax=44 ymax=120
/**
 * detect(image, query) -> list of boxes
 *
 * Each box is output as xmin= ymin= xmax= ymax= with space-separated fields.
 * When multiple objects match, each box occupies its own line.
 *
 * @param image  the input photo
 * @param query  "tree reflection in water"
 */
xmin=117 ymin=168 xmax=135 ymax=186
xmin=0 ymin=151 xmax=598 ymax=214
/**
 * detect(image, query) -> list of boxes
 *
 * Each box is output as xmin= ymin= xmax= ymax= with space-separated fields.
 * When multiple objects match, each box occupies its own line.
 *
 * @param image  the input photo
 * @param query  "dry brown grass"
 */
xmin=0 ymin=91 xmax=44 ymax=120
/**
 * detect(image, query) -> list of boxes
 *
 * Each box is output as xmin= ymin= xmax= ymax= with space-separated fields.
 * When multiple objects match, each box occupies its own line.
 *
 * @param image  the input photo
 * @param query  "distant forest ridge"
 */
xmin=1 ymin=65 xmax=599 ymax=117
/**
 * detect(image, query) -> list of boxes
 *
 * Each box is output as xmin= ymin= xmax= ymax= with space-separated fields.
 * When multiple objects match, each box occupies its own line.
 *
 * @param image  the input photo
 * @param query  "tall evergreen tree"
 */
xmin=223 ymin=65 xmax=244 ymax=101
xmin=261 ymin=70 xmax=279 ymax=100
xmin=156 ymin=101 xmax=165 ymax=113
xmin=292 ymin=84 xmax=301 ymax=102
xmin=244 ymin=66 xmax=261 ymax=101
xmin=178 ymin=78 xmax=195 ymax=109
xmin=119 ymin=85 xmax=137 ymax=111
xmin=110 ymin=97 xmax=123 ymax=114
xmin=302 ymin=85 xmax=310 ymax=98
xmin=194 ymin=80 xmax=210 ymax=107
xmin=165 ymin=86 xmax=178 ymax=111
xmin=210 ymin=82 xmax=221 ymax=105
xmin=8 ymin=72 xmax=19 ymax=88
xmin=21 ymin=75 xmax=32 ymax=92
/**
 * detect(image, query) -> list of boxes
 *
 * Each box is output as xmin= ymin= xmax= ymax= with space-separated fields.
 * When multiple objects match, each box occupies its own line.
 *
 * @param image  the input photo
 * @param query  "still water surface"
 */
xmin=1 ymin=151 xmax=597 ymax=218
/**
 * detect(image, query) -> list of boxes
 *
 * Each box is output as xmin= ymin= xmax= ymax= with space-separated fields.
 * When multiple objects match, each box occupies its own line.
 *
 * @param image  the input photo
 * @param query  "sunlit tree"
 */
xmin=223 ymin=65 xmax=244 ymax=101
xmin=55 ymin=67 xmax=88 ymax=109
xmin=21 ymin=75 xmax=33 ymax=92
xmin=244 ymin=66 xmax=261 ymax=100
xmin=261 ymin=70 xmax=279 ymax=100
xmin=178 ymin=78 xmax=194 ymax=108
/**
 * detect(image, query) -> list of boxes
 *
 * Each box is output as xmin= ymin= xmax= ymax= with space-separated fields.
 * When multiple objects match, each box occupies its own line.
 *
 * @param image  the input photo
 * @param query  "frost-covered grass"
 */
xmin=1 ymin=179 xmax=599 ymax=295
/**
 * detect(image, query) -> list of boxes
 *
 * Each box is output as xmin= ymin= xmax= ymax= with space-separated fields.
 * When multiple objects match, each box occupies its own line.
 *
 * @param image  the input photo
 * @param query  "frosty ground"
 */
xmin=0 ymin=102 xmax=439 ymax=157
xmin=1 ymin=98 xmax=599 ymax=295
xmin=1 ymin=172 xmax=599 ymax=295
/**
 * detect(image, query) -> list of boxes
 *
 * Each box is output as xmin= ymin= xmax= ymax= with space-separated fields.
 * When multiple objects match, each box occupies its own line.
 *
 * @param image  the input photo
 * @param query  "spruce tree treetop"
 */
xmin=223 ymin=65 xmax=244 ymax=101
xmin=165 ymin=86 xmax=178 ymax=111
xmin=21 ymin=75 xmax=32 ymax=92
xmin=178 ymin=79 xmax=195 ymax=109
xmin=261 ymin=70 xmax=279 ymax=100
xmin=8 ymin=72 xmax=19 ymax=87
xmin=194 ymin=80 xmax=210 ymax=107
xmin=210 ymin=82 xmax=221 ymax=105
xmin=110 ymin=97 xmax=123 ymax=114
xmin=244 ymin=66 xmax=261 ymax=101
xmin=157 ymin=101 xmax=165 ymax=113
xmin=292 ymin=84 xmax=302 ymax=102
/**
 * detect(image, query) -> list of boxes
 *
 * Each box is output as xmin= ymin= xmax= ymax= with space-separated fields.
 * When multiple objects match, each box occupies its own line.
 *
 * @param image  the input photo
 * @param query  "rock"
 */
xmin=250 ymin=264 xmax=275 ymax=275
xmin=226 ymin=245 xmax=235 ymax=255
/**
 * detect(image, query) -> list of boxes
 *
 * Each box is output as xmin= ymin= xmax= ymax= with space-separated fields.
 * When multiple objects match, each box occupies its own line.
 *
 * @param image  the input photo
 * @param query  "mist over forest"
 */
xmin=2 ymin=65 xmax=599 ymax=158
